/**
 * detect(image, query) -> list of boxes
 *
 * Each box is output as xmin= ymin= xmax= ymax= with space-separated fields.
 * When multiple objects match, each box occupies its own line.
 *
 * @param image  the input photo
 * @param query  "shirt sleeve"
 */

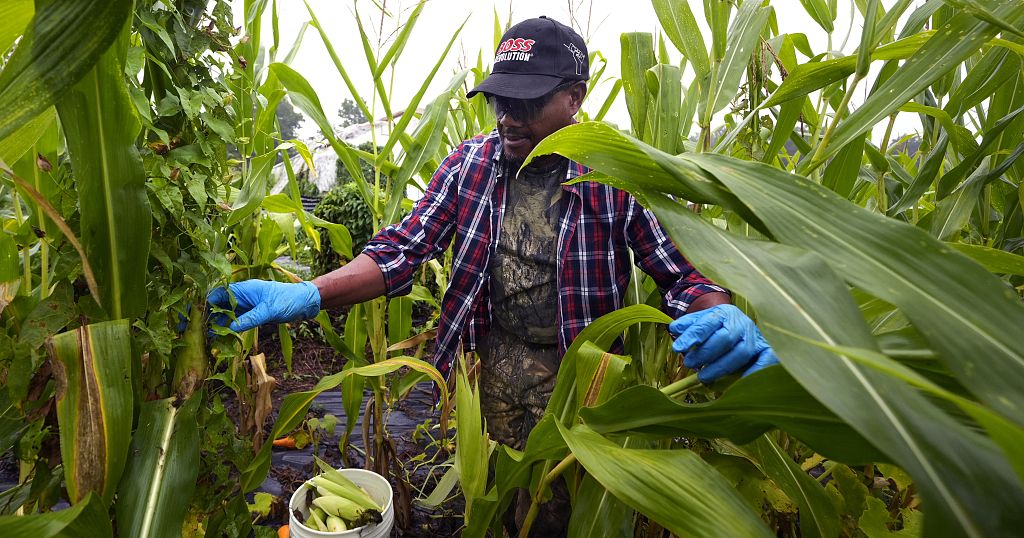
xmin=625 ymin=196 xmax=729 ymax=318
xmin=362 ymin=144 xmax=463 ymax=298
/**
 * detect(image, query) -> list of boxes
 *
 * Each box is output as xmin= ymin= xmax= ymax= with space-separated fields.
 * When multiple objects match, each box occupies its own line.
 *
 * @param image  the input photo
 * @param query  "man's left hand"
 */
xmin=668 ymin=304 xmax=779 ymax=383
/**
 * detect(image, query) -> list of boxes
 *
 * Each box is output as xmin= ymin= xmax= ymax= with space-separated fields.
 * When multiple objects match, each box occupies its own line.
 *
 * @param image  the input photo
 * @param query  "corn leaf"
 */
xmin=0 ymin=492 xmax=111 ymax=537
xmin=558 ymin=422 xmax=774 ymax=538
xmin=810 ymin=3 xmax=1024 ymax=168
xmin=48 ymin=320 xmax=133 ymax=505
xmin=532 ymin=122 xmax=1024 ymax=536
xmin=948 ymin=243 xmax=1024 ymax=276
xmin=115 ymin=394 xmax=202 ymax=538
xmin=454 ymin=357 xmax=488 ymax=520
xmin=0 ymin=0 xmax=132 ymax=142
xmin=0 ymin=0 xmax=31 ymax=54
xmin=56 ymin=29 xmax=151 ymax=320
xmin=651 ymin=0 xmax=710 ymax=79
xmin=701 ymin=1 xmax=771 ymax=120
xmin=620 ymin=33 xmax=656 ymax=141
xmin=745 ymin=435 xmax=840 ymax=538
xmin=582 ymin=367 xmax=883 ymax=463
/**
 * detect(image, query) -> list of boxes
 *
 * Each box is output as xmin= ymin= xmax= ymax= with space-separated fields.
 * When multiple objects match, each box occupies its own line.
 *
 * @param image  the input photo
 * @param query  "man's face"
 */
xmin=490 ymin=82 xmax=586 ymax=165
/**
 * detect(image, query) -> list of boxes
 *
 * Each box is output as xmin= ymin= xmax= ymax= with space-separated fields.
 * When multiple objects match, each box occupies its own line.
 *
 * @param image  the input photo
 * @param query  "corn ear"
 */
xmin=325 ymin=515 xmax=348 ymax=532
xmin=313 ymin=494 xmax=364 ymax=520
xmin=306 ymin=506 xmax=327 ymax=531
xmin=311 ymin=474 xmax=380 ymax=511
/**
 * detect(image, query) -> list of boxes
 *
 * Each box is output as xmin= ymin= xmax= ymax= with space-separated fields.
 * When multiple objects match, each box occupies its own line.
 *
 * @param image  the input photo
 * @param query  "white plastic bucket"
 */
xmin=288 ymin=468 xmax=394 ymax=538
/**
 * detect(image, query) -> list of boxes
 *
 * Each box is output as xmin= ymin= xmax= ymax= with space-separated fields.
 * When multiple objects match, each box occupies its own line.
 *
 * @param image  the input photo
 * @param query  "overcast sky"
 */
xmin=240 ymin=0 xmax=918 ymax=140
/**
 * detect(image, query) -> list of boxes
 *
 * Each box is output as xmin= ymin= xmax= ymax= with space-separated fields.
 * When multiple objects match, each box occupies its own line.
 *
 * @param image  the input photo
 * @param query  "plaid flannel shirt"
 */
xmin=363 ymin=130 xmax=727 ymax=386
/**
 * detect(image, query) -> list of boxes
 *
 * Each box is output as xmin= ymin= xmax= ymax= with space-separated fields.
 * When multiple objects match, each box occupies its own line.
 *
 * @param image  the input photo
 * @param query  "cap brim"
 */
xmin=466 ymin=72 xmax=565 ymax=99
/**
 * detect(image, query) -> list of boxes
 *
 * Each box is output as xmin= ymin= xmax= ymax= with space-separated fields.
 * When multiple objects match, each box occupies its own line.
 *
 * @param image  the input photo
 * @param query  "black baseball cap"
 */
xmin=467 ymin=16 xmax=589 ymax=100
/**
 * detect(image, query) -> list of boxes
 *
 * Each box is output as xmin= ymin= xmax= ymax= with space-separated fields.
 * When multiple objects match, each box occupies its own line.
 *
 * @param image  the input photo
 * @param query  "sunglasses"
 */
xmin=486 ymin=81 xmax=579 ymax=122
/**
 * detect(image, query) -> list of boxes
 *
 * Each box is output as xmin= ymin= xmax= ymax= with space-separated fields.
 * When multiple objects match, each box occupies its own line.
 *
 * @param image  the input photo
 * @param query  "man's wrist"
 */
xmin=687 ymin=291 xmax=731 ymax=313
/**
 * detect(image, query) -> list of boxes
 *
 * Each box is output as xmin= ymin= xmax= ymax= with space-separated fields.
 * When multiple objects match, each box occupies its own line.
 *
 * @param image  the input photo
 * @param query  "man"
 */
xmin=211 ymin=16 xmax=778 ymax=536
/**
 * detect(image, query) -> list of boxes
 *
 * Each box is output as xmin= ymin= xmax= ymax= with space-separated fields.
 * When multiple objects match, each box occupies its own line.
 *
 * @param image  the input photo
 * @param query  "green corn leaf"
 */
xmin=949 ymin=243 xmax=1024 ymax=276
xmin=0 ymin=0 xmax=132 ymax=142
xmin=810 ymin=4 xmax=1024 ymax=169
xmin=383 ymin=70 xmax=469 ymax=225
xmin=531 ymin=122 xmax=1024 ymax=536
xmin=763 ymin=99 xmax=803 ymax=165
xmin=547 ymin=304 xmax=672 ymax=426
xmin=620 ymin=33 xmax=656 ymax=141
xmin=945 ymin=45 xmax=1019 ymax=119
xmin=55 ymin=24 xmax=151 ymax=320
xmin=821 ymin=133 xmax=865 ymax=198
xmin=48 ymin=320 xmax=133 ymax=505
xmin=558 ymin=422 xmax=774 ymax=538
xmin=799 ymin=0 xmax=835 ymax=32
xmin=454 ymin=357 xmax=488 ymax=520
xmin=387 ymin=297 xmax=413 ymax=345
xmin=303 ymin=0 xmax=373 ymax=129
xmin=763 ymin=32 xmax=933 ymax=109
xmin=650 ymin=0 xmax=710 ymax=79
xmin=767 ymin=328 xmax=1024 ymax=484
xmin=352 ymin=3 xmax=391 ymax=119
xmin=374 ymin=0 xmax=426 ymax=78
xmin=704 ymin=0 xmax=732 ymax=63
xmin=115 ymin=394 xmax=201 ymax=538
xmin=701 ymin=0 xmax=771 ymax=121
xmin=0 ymin=492 xmax=111 ymax=537
xmin=582 ymin=367 xmax=883 ymax=463
xmin=0 ymin=0 xmax=31 ymax=54
xmin=0 ymin=107 xmax=54 ymax=165
xmin=646 ymin=64 xmax=682 ymax=153
xmin=270 ymin=62 xmax=372 ymax=206
xmin=745 ymin=434 xmax=840 ymax=538
xmin=377 ymin=16 xmax=468 ymax=164
xmin=889 ymin=133 xmax=949 ymax=215
xmin=856 ymin=0 xmax=881 ymax=78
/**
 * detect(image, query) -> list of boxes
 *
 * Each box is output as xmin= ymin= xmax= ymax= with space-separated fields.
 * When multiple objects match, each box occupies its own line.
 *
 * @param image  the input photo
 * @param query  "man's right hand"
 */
xmin=207 ymin=280 xmax=321 ymax=333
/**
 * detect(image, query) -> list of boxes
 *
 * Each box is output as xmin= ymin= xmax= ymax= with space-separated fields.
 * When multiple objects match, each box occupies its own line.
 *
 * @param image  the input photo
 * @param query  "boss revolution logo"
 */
xmin=495 ymin=38 xmax=536 ymax=63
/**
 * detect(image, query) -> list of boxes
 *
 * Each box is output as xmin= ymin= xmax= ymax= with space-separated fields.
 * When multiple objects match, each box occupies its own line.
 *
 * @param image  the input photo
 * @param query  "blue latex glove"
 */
xmin=668 ymin=304 xmax=779 ymax=383
xmin=207 ymin=280 xmax=321 ymax=333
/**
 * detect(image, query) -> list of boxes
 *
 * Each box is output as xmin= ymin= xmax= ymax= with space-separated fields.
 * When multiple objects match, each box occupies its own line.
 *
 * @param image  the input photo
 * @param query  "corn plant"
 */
xmin=0 ymin=0 xmax=349 ymax=534
xmin=448 ymin=0 xmax=1024 ymax=536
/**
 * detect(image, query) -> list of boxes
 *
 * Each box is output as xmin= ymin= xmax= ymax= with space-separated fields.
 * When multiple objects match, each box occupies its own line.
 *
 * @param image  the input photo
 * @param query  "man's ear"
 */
xmin=567 ymin=81 xmax=587 ymax=115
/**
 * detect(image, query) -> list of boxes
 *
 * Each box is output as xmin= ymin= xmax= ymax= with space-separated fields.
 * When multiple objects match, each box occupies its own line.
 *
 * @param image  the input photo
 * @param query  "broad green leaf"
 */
xmin=270 ymin=62 xmax=372 ymax=205
xmin=454 ymin=357 xmax=488 ymax=520
xmin=532 ymin=123 xmax=1024 ymax=536
xmin=856 ymin=0 xmax=881 ymax=77
xmin=386 ymin=296 xmax=412 ymax=345
xmin=49 ymin=320 xmax=133 ymax=505
xmin=936 ymin=103 xmax=1024 ymax=199
xmin=377 ymin=16 xmax=468 ymax=164
xmin=559 ymin=423 xmax=774 ymax=538
xmin=769 ymin=328 xmax=1024 ymax=484
xmin=889 ymin=133 xmax=949 ymax=215
xmin=702 ymin=1 xmax=771 ymax=120
xmin=304 ymin=0 xmax=372 ymax=123
xmin=746 ymin=435 xmax=839 ymax=538
xmin=810 ymin=4 xmax=1024 ymax=169
xmin=0 ymin=0 xmax=31 ymax=54
xmin=0 ymin=492 xmax=111 ymax=537
xmin=763 ymin=99 xmax=803 ymax=165
xmin=116 ymin=394 xmax=201 ymax=538
xmin=384 ymin=70 xmax=469 ymax=225
xmin=646 ymin=64 xmax=682 ymax=153
xmin=0 ymin=107 xmax=53 ymax=165
xmin=799 ymin=0 xmax=835 ymax=32
xmin=582 ymin=367 xmax=884 ymax=463
xmin=821 ymin=134 xmax=865 ymax=198
xmin=688 ymin=153 xmax=1024 ymax=428
xmin=56 ymin=30 xmax=151 ymax=320
xmin=651 ymin=0 xmax=710 ymax=79
xmin=547 ymin=304 xmax=672 ymax=426
xmin=0 ymin=0 xmax=132 ymax=142
xmin=948 ymin=243 xmax=1024 ymax=276
xmin=620 ymin=33 xmax=656 ymax=141
xmin=763 ymin=32 xmax=934 ymax=109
